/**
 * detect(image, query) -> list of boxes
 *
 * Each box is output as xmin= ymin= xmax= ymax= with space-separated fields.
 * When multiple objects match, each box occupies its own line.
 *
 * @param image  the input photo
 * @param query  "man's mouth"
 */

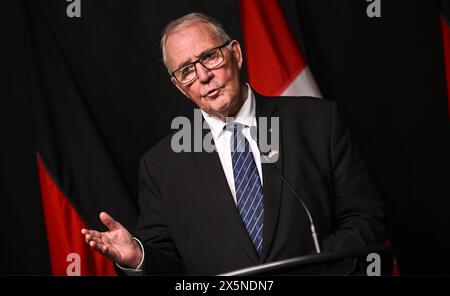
xmin=204 ymin=87 xmax=221 ymax=98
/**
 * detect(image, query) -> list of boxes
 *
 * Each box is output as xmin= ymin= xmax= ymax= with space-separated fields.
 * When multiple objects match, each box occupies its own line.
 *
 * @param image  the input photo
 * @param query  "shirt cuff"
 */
xmin=115 ymin=237 xmax=145 ymax=273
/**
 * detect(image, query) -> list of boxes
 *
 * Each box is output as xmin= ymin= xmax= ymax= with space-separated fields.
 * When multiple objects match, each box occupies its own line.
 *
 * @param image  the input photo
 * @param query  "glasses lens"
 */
xmin=175 ymin=65 xmax=196 ymax=83
xmin=201 ymin=48 xmax=223 ymax=68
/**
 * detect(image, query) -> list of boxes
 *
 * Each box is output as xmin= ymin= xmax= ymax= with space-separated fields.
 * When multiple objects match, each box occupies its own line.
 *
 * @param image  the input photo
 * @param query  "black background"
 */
xmin=1 ymin=0 xmax=449 ymax=275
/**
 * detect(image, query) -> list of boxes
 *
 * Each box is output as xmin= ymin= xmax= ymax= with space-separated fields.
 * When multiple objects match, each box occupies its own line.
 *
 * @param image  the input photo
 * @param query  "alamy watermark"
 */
xmin=366 ymin=252 xmax=381 ymax=276
xmin=66 ymin=252 xmax=81 ymax=276
xmin=366 ymin=0 xmax=381 ymax=18
xmin=66 ymin=0 xmax=81 ymax=18
xmin=170 ymin=109 xmax=280 ymax=163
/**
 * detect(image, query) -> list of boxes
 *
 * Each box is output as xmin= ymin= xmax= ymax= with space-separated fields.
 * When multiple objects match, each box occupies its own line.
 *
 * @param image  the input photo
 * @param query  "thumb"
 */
xmin=99 ymin=211 xmax=122 ymax=231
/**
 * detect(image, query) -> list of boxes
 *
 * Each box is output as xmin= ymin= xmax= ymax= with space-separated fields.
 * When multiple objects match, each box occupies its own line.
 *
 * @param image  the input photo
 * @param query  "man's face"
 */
xmin=165 ymin=23 xmax=245 ymax=119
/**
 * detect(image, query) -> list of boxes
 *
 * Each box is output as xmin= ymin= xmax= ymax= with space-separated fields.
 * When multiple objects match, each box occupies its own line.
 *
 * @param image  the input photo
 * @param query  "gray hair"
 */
xmin=160 ymin=12 xmax=231 ymax=73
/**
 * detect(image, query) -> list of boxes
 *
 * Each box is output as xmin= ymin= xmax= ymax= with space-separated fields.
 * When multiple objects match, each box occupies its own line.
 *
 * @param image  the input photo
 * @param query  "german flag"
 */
xmin=24 ymin=1 xmax=137 ymax=275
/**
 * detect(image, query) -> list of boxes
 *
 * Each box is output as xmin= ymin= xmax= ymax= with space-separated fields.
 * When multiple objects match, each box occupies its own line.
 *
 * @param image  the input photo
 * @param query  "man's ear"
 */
xmin=171 ymin=77 xmax=192 ymax=100
xmin=229 ymin=40 xmax=243 ymax=69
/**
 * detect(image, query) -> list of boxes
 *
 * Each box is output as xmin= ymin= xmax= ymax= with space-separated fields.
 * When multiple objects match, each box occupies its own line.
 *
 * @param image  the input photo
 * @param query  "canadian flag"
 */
xmin=239 ymin=0 xmax=404 ymax=276
xmin=239 ymin=0 xmax=321 ymax=97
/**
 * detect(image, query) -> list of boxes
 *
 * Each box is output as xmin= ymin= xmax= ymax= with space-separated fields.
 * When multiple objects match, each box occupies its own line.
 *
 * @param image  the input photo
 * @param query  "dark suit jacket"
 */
xmin=136 ymin=93 xmax=385 ymax=275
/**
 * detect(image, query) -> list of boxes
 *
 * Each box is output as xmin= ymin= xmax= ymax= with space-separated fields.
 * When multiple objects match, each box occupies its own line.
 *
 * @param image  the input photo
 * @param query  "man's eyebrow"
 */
xmin=175 ymin=47 xmax=215 ymax=70
xmin=176 ymin=58 xmax=193 ymax=71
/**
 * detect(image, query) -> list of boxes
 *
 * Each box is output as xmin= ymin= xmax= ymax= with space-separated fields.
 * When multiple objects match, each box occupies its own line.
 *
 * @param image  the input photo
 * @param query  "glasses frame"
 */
xmin=171 ymin=41 xmax=231 ymax=84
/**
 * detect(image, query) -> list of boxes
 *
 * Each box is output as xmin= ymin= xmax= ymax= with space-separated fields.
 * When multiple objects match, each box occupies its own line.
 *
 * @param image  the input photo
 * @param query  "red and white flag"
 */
xmin=239 ymin=0 xmax=321 ymax=97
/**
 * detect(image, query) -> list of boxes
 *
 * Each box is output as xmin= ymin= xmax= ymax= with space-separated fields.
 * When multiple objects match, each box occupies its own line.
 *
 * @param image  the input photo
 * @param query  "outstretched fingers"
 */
xmin=79 ymin=212 xmax=125 ymax=262
xmin=89 ymin=239 xmax=106 ymax=253
xmin=81 ymin=229 xmax=102 ymax=242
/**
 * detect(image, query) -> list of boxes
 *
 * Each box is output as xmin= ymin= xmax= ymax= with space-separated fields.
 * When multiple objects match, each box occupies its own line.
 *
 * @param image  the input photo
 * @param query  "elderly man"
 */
xmin=82 ymin=12 xmax=385 ymax=275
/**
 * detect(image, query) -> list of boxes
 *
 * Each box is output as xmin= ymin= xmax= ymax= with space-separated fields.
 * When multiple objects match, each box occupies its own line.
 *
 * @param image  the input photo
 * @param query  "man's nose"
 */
xmin=195 ymin=63 xmax=213 ymax=83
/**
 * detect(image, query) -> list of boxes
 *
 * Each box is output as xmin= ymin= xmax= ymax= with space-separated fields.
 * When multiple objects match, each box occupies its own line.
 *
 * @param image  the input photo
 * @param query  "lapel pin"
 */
xmin=268 ymin=149 xmax=278 ymax=159
xmin=262 ymin=149 xmax=279 ymax=158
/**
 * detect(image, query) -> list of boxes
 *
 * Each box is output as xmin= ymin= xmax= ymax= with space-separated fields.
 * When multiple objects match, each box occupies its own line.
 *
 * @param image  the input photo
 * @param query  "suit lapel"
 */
xmin=192 ymin=121 xmax=259 ymax=264
xmin=255 ymin=93 xmax=283 ymax=263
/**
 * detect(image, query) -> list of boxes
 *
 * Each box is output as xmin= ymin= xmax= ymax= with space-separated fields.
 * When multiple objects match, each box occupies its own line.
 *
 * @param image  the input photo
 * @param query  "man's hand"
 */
xmin=81 ymin=212 xmax=142 ymax=269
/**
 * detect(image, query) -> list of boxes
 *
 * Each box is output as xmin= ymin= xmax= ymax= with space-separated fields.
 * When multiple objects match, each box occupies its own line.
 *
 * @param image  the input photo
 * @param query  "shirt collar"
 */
xmin=201 ymin=84 xmax=256 ymax=139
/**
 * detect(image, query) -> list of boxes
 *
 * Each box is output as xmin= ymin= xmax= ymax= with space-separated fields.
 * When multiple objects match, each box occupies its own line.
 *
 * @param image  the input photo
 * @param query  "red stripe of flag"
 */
xmin=239 ymin=0 xmax=320 ymax=97
xmin=37 ymin=154 xmax=116 ymax=276
xmin=440 ymin=17 xmax=450 ymax=117
xmin=385 ymin=240 xmax=401 ymax=276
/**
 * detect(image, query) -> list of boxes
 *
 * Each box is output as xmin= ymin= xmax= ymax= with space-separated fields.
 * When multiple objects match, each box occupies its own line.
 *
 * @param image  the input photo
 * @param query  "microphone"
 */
xmin=261 ymin=152 xmax=322 ymax=254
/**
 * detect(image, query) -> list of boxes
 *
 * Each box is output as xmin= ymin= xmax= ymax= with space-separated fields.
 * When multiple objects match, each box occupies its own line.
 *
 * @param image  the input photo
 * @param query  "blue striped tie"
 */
xmin=230 ymin=123 xmax=264 ymax=255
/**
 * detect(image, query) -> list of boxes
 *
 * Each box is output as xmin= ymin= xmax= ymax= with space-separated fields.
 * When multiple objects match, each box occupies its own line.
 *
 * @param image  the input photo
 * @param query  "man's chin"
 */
xmin=206 ymin=95 xmax=229 ymax=108
xmin=204 ymin=103 xmax=231 ymax=118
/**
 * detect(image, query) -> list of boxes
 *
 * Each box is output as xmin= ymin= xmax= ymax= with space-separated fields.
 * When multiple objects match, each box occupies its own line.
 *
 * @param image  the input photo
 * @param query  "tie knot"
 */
xmin=227 ymin=122 xmax=248 ymax=153
xmin=225 ymin=122 xmax=244 ymax=135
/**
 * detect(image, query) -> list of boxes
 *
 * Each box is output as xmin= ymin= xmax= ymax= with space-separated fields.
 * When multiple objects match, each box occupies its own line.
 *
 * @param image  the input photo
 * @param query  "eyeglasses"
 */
xmin=171 ymin=41 xmax=231 ymax=84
